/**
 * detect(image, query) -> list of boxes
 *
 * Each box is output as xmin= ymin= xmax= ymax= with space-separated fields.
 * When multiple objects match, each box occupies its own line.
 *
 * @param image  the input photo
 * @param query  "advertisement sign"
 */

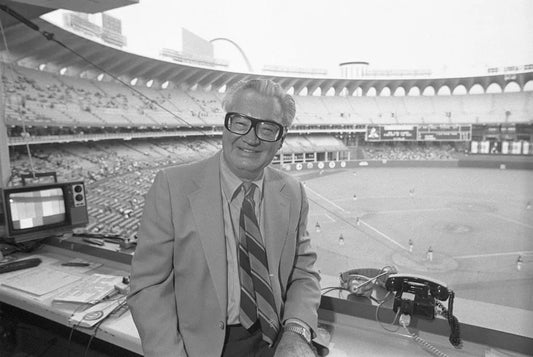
xmin=366 ymin=124 xmax=471 ymax=141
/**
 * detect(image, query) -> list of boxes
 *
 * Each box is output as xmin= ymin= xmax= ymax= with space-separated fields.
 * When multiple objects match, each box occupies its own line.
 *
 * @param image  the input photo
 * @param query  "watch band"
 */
xmin=284 ymin=323 xmax=312 ymax=344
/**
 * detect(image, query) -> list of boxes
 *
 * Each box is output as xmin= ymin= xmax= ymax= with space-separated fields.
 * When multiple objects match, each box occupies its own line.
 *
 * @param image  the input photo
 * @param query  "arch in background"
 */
xmin=209 ymin=38 xmax=254 ymax=73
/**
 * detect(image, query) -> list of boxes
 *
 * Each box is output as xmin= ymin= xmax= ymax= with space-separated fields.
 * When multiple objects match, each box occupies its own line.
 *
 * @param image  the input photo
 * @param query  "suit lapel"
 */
xmin=189 ymin=153 xmax=227 ymax=313
xmin=263 ymin=168 xmax=290 ymax=286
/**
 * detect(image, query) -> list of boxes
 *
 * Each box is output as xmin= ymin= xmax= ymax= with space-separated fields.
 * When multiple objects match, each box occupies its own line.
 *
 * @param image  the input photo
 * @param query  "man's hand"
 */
xmin=274 ymin=331 xmax=316 ymax=357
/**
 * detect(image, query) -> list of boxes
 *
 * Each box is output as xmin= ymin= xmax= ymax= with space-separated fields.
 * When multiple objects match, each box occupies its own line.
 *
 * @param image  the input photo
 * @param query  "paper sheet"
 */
xmin=53 ymin=273 xmax=122 ymax=304
xmin=1 ymin=267 xmax=82 ymax=296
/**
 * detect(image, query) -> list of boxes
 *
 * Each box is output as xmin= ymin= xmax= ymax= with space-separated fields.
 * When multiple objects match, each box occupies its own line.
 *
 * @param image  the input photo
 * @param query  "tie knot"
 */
xmin=242 ymin=182 xmax=256 ymax=199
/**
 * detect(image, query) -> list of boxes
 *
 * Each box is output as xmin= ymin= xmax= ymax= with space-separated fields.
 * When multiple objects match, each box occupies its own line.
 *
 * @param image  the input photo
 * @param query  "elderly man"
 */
xmin=128 ymin=79 xmax=323 ymax=357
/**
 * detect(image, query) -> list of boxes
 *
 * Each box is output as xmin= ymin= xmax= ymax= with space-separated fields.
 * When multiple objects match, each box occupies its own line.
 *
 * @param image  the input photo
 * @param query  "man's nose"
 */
xmin=242 ymin=126 xmax=260 ymax=144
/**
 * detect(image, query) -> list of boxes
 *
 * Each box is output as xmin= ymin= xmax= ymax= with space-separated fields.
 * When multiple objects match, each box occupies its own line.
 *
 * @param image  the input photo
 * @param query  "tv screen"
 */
xmin=0 ymin=181 xmax=89 ymax=244
xmin=9 ymin=188 xmax=66 ymax=230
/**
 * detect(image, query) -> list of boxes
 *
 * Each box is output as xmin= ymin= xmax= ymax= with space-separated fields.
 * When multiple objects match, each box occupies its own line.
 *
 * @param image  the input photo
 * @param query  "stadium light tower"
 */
xmin=210 ymin=37 xmax=254 ymax=73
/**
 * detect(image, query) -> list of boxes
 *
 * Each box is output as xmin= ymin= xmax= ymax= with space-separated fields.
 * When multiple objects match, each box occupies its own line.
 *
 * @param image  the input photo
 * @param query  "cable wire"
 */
xmin=0 ymin=4 xmax=222 ymax=151
xmin=321 ymin=286 xmax=351 ymax=295
xmin=375 ymin=292 xmax=402 ymax=332
xmin=66 ymin=299 xmax=99 ymax=357
xmin=67 ymin=320 xmax=83 ymax=357
xmin=79 ymin=296 xmax=127 ymax=357
xmin=83 ymin=317 xmax=106 ymax=357
xmin=436 ymin=297 xmax=462 ymax=348
xmin=401 ymin=319 xmax=450 ymax=357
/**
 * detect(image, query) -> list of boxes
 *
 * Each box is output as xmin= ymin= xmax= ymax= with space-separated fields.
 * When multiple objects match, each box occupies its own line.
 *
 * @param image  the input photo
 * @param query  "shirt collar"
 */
xmin=220 ymin=154 xmax=264 ymax=201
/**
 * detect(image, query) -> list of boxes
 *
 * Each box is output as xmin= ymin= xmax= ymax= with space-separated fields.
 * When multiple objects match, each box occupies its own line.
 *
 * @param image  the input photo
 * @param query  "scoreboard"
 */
xmin=366 ymin=124 xmax=471 ymax=142
xmin=366 ymin=125 xmax=416 ymax=141
xmin=418 ymin=125 xmax=472 ymax=141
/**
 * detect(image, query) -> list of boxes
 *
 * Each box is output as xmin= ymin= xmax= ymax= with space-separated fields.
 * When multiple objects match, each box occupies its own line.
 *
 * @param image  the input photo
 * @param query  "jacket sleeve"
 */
xmin=282 ymin=182 xmax=322 ymax=336
xmin=127 ymin=170 xmax=188 ymax=357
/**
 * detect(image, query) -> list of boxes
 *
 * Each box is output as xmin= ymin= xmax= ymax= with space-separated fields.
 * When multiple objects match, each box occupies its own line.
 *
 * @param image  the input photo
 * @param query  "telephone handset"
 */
xmin=385 ymin=273 xmax=450 ymax=301
xmin=385 ymin=273 xmax=451 ymax=320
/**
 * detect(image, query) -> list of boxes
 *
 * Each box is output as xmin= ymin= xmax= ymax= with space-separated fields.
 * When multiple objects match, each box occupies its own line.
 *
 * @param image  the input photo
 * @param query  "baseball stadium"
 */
xmin=0 ymin=1 xmax=532 ymax=356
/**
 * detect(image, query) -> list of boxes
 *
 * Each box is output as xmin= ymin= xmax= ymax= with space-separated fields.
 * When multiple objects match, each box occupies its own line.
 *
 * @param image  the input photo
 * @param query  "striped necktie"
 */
xmin=238 ymin=183 xmax=280 ymax=345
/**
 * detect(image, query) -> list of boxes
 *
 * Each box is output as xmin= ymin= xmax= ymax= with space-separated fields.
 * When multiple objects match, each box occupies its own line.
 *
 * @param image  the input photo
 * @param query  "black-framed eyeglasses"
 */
xmin=224 ymin=112 xmax=285 ymax=142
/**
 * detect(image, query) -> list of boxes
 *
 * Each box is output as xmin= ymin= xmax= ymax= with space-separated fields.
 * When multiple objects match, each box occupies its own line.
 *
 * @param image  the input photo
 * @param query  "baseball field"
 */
xmin=298 ymin=166 xmax=533 ymax=311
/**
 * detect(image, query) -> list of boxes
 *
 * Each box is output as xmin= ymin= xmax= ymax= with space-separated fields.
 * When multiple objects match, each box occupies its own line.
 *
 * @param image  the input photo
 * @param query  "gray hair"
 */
xmin=222 ymin=79 xmax=296 ymax=127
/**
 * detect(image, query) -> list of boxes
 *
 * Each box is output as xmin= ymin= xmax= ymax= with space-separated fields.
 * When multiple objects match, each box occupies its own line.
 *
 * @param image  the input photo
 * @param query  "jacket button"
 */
xmin=218 ymin=321 xmax=225 ymax=329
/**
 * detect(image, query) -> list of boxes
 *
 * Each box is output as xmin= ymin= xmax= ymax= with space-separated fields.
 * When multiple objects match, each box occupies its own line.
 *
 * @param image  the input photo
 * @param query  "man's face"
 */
xmin=223 ymin=89 xmax=284 ymax=181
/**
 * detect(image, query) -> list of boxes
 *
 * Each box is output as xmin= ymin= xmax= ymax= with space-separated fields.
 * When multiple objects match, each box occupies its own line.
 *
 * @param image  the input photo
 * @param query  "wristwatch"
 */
xmin=283 ymin=323 xmax=312 ymax=344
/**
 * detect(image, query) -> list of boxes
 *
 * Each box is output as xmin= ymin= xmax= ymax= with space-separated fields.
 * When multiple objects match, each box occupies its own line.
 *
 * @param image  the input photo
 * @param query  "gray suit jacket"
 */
xmin=127 ymin=151 xmax=321 ymax=357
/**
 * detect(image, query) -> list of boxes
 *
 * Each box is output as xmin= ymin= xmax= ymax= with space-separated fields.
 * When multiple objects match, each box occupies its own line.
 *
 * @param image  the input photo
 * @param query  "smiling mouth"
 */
xmin=239 ymin=147 xmax=259 ymax=154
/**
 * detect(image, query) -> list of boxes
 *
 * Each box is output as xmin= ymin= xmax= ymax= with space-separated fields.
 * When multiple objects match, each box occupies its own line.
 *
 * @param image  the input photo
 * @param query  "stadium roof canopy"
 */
xmin=1 ymin=8 xmax=532 ymax=95
xmin=0 ymin=0 xmax=137 ymax=27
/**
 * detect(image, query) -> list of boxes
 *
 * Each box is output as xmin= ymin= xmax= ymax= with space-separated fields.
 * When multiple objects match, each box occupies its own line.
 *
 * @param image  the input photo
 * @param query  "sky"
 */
xmin=66 ymin=0 xmax=533 ymax=76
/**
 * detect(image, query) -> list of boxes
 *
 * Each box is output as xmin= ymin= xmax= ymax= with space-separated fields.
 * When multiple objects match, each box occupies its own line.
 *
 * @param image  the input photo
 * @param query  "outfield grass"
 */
xmin=298 ymin=167 xmax=533 ymax=311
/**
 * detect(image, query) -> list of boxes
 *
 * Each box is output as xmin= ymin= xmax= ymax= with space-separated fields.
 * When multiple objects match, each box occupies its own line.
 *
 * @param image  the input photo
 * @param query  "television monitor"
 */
xmin=0 ymin=181 xmax=89 ymax=244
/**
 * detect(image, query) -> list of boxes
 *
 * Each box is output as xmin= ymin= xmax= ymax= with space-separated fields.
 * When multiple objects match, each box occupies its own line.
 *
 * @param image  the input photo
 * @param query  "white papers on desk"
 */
xmin=53 ymin=273 xmax=122 ymax=304
xmin=1 ymin=267 xmax=82 ymax=296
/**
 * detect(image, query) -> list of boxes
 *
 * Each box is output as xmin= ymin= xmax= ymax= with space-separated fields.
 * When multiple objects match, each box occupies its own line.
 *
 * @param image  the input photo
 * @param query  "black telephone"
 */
xmin=385 ymin=273 xmax=462 ymax=348
xmin=385 ymin=273 xmax=450 ymax=320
